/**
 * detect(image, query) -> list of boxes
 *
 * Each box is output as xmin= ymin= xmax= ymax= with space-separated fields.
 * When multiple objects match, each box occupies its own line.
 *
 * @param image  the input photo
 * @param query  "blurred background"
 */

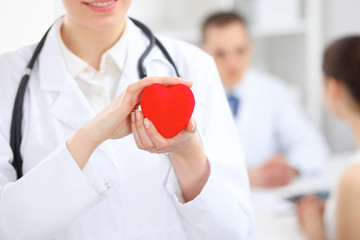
xmin=1 ymin=0 xmax=359 ymax=153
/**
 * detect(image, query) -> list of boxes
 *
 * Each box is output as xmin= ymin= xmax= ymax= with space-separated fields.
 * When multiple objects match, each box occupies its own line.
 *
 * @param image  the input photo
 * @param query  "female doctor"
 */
xmin=0 ymin=0 xmax=252 ymax=239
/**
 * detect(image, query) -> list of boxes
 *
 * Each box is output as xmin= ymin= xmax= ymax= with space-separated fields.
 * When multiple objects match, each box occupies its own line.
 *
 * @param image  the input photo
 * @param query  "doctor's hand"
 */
xmin=248 ymin=155 xmax=298 ymax=188
xmin=131 ymin=112 xmax=210 ymax=202
xmin=67 ymin=77 xmax=192 ymax=170
xmin=130 ymin=110 xmax=197 ymax=154
xmin=87 ymin=77 xmax=193 ymax=143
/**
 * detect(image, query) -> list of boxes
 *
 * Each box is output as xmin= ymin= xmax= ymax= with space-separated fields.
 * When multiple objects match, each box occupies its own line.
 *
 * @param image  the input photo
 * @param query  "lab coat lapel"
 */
xmin=38 ymin=24 xmax=94 ymax=131
xmin=37 ymin=22 xmax=116 ymax=164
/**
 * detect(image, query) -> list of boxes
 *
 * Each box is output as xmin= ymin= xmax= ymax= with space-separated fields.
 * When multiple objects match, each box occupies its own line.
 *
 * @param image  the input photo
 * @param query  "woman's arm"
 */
xmin=297 ymin=195 xmax=326 ymax=240
xmin=336 ymin=165 xmax=360 ymax=240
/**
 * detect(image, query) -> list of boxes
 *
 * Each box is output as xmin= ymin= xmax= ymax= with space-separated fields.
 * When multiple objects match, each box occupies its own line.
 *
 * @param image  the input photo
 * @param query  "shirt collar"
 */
xmin=105 ymin=19 xmax=129 ymax=72
xmin=56 ymin=18 xmax=129 ymax=78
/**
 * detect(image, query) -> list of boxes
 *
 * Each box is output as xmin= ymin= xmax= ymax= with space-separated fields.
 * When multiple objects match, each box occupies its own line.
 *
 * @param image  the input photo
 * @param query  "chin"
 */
xmin=80 ymin=15 xmax=124 ymax=31
xmin=71 ymin=0 xmax=131 ymax=30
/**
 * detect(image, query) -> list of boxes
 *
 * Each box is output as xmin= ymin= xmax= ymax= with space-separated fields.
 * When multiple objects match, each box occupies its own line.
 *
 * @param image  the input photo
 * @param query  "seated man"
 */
xmin=202 ymin=12 xmax=329 ymax=188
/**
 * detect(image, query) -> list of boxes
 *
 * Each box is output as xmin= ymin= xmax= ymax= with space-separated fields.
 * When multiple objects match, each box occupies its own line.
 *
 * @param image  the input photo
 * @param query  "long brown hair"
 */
xmin=323 ymin=36 xmax=360 ymax=105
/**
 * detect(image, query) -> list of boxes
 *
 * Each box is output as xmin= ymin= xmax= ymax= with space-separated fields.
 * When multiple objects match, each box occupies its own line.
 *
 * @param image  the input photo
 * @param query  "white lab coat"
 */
xmin=0 ymin=19 xmax=252 ymax=240
xmin=229 ymin=69 xmax=329 ymax=175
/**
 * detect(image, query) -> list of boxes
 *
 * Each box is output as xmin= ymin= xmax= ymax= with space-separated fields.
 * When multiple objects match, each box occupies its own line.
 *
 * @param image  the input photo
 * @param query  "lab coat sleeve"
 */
xmin=165 ymin=56 xmax=253 ymax=239
xmin=0 ymin=135 xmax=109 ymax=240
xmin=275 ymin=88 xmax=329 ymax=176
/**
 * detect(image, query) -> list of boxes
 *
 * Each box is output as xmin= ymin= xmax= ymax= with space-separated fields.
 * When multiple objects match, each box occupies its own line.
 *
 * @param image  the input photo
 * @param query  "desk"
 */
xmin=252 ymin=153 xmax=352 ymax=240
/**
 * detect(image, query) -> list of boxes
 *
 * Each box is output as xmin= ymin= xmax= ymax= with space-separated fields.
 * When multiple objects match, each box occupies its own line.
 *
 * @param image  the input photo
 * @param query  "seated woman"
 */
xmin=297 ymin=36 xmax=360 ymax=240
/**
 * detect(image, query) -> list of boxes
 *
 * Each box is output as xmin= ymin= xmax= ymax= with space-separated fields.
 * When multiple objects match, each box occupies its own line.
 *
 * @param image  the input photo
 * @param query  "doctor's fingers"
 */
xmin=135 ymin=111 xmax=158 ymax=152
xmin=131 ymin=113 xmax=147 ymax=151
xmin=131 ymin=111 xmax=157 ymax=153
xmin=263 ymin=169 xmax=289 ymax=187
xmin=285 ymin=168 xmax=297 ymax=183
xmin=144 ymin=119 xmax=198 ymax=154
xmin=142 ymin=119 xmax=169 ymax=152
xmin=142 ymin=76 xmax=193 ymax=87
xmin=184 ymin=118 xmax=197 ymax=133
xmin=126 ymin=77 xmax=192 ymax=96
xmin=122 ymin=77 xmax=193 ymax=106
xmin=265 ymin=155 xmax=287 ymax=168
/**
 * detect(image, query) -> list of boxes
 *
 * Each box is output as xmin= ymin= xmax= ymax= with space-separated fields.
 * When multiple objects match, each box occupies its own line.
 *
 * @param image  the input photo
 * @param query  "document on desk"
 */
xmin=252 ymin=190 xmax=294 ymax=215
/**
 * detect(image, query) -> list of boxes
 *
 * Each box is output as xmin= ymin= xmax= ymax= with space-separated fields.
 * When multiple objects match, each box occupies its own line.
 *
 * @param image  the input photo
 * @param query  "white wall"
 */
xmin=322 ymin=0 xmax=360 ymax=153
xmin=129 ymin=0 xmax=233 ymax=31
xmin=325 ymin=0 xmax=360 ymax=40
xmin=0 ymin=0 xmax=55 ymax=54
xmin=128 ymin=0 xmax=234 ymax=41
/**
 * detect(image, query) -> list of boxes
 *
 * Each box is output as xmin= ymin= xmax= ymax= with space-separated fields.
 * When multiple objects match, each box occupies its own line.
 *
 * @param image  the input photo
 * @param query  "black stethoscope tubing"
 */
xmin=10 ymin=17 xmax=181 ymax=179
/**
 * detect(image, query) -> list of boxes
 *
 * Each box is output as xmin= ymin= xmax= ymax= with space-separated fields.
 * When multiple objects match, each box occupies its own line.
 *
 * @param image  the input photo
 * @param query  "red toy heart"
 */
xmin=140 ymin=83 xmax=195 ymax=138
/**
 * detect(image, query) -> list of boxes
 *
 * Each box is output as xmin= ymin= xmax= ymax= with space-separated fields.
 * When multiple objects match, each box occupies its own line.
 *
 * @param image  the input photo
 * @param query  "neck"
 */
xmin=347 ymin=112 xmax=360 ymax=149
xmin=61 ymin=17 xmax=126 ymax=70
xmin=224 ymin=79 xmax=242 ymax=93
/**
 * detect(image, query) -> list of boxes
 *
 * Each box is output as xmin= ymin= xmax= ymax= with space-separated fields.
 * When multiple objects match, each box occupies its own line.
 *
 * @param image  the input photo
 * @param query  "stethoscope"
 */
xmin=10 ymin=17 xmax=181 ymax=179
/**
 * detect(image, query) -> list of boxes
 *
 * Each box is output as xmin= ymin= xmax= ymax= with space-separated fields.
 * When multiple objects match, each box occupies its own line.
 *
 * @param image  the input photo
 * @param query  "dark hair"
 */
xmin=202 ymin=12 xmax=247 ymax=41
xmin=323 ymin=36 xmax=360 ymax=105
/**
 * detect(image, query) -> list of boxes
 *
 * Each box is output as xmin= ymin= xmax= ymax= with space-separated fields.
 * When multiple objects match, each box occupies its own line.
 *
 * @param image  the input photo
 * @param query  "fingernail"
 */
xmin=144 ymin=118 xmax=150 ymax=129
xmin=136 ymin=111 xmax=141 ymax=121
xmin=191 ymin=121 xmax=196 ymax=132
xmin=131 ymin=112 xmax=135 ymax=123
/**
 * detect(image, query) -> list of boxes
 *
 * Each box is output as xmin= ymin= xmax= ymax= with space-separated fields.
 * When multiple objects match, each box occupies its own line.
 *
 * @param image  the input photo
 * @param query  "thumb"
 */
xmin=184 ymin=118 xmax=197 ymax=133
